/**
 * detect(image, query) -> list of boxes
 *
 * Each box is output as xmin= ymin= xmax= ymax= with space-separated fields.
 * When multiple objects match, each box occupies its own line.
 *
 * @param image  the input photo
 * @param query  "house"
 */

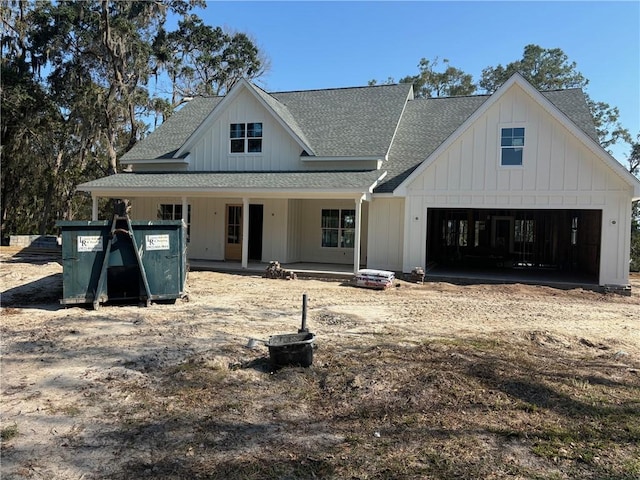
xmin=78 ymin=73 xmax=640 ymax=289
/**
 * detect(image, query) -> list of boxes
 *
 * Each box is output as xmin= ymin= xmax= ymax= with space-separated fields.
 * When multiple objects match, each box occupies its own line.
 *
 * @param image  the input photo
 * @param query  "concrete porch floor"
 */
xmin=188 ymin=259 xmax=358 ymax=279
xmin=187 ymin=259 xmax=602 ymax=290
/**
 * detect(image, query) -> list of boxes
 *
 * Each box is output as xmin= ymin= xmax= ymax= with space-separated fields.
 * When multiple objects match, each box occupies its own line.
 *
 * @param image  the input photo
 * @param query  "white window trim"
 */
xmin=229 ymin=122 xmax=263 ymax=155
xmin=498 ymin=123 xmax=527 ymax=168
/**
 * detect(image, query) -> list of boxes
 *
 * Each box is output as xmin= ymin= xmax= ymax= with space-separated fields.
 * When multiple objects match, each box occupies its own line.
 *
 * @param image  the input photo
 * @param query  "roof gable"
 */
xmin=174 ymin=79 xmax=315 ymax=158
xmin=392 ymin=73 xmax=640 ymax=197
xmin=121 ymin=96 xmax=222 ymax=162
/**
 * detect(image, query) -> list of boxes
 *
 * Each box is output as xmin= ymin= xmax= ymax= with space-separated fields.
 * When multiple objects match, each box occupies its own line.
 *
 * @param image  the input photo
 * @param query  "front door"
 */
xmin=225 ymin=205 xmax=242 ymax=261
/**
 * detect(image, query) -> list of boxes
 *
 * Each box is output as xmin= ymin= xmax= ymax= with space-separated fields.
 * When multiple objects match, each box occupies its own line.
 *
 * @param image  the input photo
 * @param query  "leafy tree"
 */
xmin=629 ymin=135 xmax=640 ymax=271
xmin=369 ymin=57 xmax=475 ymax=98
xmin=1 ymin=0 xmax=265 ymax=237
xmin=161 ymin=16 xmax=265 ymax=105
xmin=480 ymin=44 xmax=631 ymax=151
xmin=400 ymin=57 xmax=476 ymax=98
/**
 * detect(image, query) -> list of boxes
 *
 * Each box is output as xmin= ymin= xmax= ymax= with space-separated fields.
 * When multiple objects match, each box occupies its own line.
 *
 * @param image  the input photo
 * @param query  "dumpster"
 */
xmin=131 ymin=220 xmax=187 ymax=302
xmin=56 ymin=215 xmax=186 ymax=309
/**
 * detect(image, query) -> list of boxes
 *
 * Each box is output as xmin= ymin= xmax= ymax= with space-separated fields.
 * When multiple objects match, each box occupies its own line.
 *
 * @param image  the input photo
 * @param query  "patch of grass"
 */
xmin=1 ymin=423 xmax=18 ymax=442
xmin=104 ymin=337 xmax=640 ymax=479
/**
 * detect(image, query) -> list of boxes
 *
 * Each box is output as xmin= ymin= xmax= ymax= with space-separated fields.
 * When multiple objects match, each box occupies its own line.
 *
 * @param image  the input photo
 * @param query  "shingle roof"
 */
xmin=377 ymin=94 xmax=490 ymax=193
xmin=77 ymin=170 xmax=386 ymax=192
xmin=270 ymin=84 xmax=411 ymax=157
xmin=107 ymin=80 xmax=600 ymax=195
xmin=121 ymin=97 xmax=223 ymax=161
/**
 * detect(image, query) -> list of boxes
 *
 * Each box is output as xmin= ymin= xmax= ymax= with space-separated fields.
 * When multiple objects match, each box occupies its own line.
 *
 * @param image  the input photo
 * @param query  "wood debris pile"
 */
xmin=264 ymin=261 xmax=297 ymax=280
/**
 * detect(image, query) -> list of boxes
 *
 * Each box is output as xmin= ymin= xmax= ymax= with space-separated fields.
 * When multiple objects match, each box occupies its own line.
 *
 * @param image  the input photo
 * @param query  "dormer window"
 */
xmin=230 ymin=122 xmax=262 ymax=153
xmin=500 ymin=127 xmax=525 ymax=166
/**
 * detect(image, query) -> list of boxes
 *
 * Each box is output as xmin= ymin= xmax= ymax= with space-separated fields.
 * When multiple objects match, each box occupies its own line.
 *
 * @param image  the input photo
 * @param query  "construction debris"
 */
xmin=354 ymin=269 xmax=395 ymax=289
xmin=409 ymin=266 xmax=425 ymax=283
xmin=264 ymin=261 xmax=297 ymax=280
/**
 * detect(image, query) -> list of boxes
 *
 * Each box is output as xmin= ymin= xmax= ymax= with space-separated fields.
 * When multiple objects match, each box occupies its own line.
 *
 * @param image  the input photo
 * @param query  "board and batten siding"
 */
xmin=187 ymin=89 xmax=303 ymax=172
xmin=402 ymin=83 xmax=633 ymax=286
xmin=366 ymin=197 xmax=404 ymax=271
xmin=297 ymin=200 xmax=369 ymax=265
xmin=129 ymin=196 xmax=292 ymax=262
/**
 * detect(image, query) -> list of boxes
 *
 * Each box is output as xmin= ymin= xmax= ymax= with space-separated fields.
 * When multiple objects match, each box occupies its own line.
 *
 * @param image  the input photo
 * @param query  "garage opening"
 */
xmin=426 ymin=208 xmax=601 ymax=283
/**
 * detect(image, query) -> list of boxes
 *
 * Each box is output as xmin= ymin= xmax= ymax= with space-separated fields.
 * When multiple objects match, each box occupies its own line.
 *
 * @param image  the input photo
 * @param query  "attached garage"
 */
xmin=394 ymin=75 xmax=640 ymax=288
xmin=426 ymin=208 xmax=601 ymax=283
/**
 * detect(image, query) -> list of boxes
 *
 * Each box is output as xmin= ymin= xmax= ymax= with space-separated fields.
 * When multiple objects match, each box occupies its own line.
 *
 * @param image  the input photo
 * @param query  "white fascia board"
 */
xmin=174 ymin=79 xmax=314 ymax=159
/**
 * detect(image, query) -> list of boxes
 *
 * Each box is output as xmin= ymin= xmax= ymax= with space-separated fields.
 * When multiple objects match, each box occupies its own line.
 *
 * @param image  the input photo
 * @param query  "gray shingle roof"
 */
xmin=378 ymin=94 xmax=490 ymax=193
xmin=110 ymin=79 xmax=600 ymax=195
xmin=270 ymin=84 xmax=411 ymax=157
xmin=121 ymin=97 xmax=223 ymax=161
xmin=77 ymin=170 xmax=386 ymax=192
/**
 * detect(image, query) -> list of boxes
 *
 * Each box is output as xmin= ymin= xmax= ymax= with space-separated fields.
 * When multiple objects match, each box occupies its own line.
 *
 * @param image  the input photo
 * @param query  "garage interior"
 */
xmin=426 ymin=208 xmax=602 ymax=285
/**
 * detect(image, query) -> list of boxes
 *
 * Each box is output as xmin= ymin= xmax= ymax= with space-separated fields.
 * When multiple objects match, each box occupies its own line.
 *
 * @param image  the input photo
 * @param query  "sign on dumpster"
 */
xmin=145 ymin=234 xmax=170 ymax=251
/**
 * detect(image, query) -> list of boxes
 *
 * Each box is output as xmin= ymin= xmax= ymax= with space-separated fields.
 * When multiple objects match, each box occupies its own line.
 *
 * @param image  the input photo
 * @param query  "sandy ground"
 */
xmin=1 ymin=249 xmax=639 ymax=479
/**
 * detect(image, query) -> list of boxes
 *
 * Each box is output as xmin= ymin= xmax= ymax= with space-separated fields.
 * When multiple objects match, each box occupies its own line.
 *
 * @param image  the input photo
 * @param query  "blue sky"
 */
xmin=181 ymin=1 xmax=639 ymax=162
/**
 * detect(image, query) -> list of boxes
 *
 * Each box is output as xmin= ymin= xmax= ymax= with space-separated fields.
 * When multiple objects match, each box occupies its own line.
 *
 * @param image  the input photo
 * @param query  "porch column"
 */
xmin=353 ymin=196 xmax=363 ymax=274
xmin=181 ymin=196 xmax=188 ymax=222
xmin=92 ymin=195 xmax=98 ymax=221
xmin=242 ymin=197 xmax=250 ymax=269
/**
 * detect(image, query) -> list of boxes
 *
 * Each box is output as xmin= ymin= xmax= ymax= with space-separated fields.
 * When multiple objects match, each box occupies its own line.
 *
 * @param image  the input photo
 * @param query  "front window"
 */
xmin=158 ymin=204 xmax=191 ymax=242
xmin=230 ymin=122 xmax=262 ymax=153
xmin=321 ymin=209 xmax=355 ymax=248
xmin=501 ymin=127 xmax=525 ymax=166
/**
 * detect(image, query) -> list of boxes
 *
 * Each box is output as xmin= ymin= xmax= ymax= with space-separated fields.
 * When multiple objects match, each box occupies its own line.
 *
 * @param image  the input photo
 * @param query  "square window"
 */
xmin=229 ymin=122 xmax=262 ymax=153
xmin=247 ymin=123 xmax=262 ymax=137
xmin=247 ymin=138 xmax=262 ymax=152
xmin=230 ymin=123 xmax=245 ymax=139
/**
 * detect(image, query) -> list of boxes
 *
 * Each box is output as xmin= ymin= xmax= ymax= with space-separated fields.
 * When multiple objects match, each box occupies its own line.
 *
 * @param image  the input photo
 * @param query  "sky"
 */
xmin=176 ymin=1 xmax=640 ymax=162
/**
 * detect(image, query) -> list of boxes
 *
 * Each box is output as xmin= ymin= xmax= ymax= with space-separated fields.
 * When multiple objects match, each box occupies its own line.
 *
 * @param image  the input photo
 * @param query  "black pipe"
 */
xmin=299 ymin=293 xmax=308 ymax=332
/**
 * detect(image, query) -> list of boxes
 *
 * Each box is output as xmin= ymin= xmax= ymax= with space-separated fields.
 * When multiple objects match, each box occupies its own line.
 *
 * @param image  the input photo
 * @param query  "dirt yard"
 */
xmin=1 ymin=248 xmax=639 ymax=479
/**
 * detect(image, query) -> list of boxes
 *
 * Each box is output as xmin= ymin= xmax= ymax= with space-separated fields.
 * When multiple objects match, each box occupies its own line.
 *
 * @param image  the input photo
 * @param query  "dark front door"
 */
xmin=248 ymin=204 xmax=263 ymax=261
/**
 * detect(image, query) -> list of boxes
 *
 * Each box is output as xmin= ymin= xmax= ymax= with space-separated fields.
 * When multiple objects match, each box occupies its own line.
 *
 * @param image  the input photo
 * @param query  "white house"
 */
xmin=78 ymin=74 xmax=640 ymax=288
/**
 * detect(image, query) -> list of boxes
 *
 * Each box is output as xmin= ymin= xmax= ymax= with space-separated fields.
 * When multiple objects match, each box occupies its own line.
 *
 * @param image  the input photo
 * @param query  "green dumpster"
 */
xmin=56 ymin=216 xmax=187 ymax=309
xmin=131 ymin=220 xmax=187 ymax=302
xmin=57 ymin=220 xmax=112 ymax=307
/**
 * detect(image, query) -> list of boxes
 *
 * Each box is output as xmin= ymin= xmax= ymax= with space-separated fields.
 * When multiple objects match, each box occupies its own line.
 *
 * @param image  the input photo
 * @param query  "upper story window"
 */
xmin=230 ymin=122 xmax=262 ymax=153
xmin=500 ymin=127 xmax=525 ymax=166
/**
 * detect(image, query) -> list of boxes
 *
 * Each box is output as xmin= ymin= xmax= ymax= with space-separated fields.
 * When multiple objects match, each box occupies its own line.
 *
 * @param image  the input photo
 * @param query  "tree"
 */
xmin=480 ymin=44 xmax=631 ymax=152
xmin=629 ymin=135 xmax=640 ymax=271
xmin=1 ymin=0 xmax=266 ymax=237
xmin=369 ymin=57 xmax=475 ymax=98
xmin=400 ymin=57 xmax=476 ymax=98
xmin=162 ymin=16 xmax=266 ymax=105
